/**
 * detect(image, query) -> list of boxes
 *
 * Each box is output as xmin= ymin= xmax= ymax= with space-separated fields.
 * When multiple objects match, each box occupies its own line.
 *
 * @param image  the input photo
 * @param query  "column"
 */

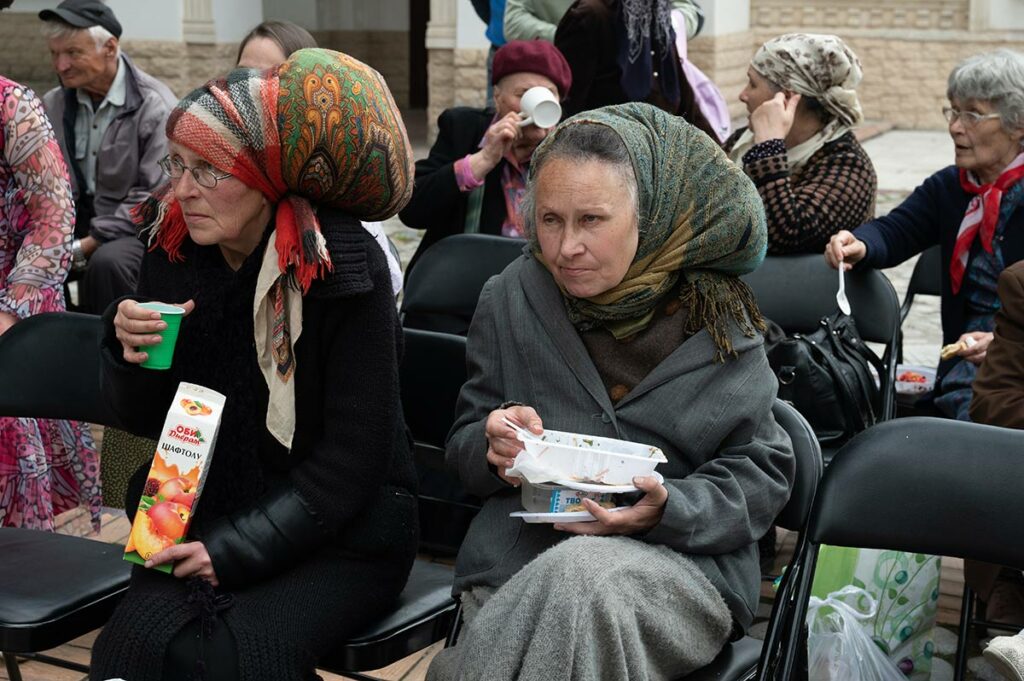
xmin=688 ymin=0 xmax=753 ymax=121
xmin=426 ymin=0 xmax=457 ymax=140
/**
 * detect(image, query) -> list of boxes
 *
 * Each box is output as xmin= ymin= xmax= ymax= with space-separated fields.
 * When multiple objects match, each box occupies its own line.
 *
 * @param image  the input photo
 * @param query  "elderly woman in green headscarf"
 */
xmin=429 ymin=103 xmax=795 ymax=680
xmin=90 ymin=49 xmax=417 ymax=680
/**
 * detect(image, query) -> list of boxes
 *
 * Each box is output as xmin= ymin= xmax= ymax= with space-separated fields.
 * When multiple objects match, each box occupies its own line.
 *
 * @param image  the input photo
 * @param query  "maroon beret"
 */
xmin=491 ymin=40 xmax=572 ymax=97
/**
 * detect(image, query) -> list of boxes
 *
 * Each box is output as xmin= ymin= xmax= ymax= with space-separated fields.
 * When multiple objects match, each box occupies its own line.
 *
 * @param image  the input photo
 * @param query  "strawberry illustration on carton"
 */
xmin=124 ymin=383 xmax=226 ymax=573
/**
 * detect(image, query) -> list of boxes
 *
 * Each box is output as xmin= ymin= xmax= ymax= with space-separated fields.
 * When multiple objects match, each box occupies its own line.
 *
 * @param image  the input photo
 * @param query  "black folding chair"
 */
xmin=776 ymin=417 xmax=1024 ymax=681
xmin=743 ymin=255 xmax=901 ymax=462
xmin=318 ymin=328 xmax=477 ymax=677
xmin=401 ymin=234 xmax=525 ymax=335
xmin=899 ymin=244 xmax=942 ymax=324
xmin=684 ymin=399 xmax=822 ymax=680
xmin=896 ymin=245 xmax=943 ymax=415
xmin=0 ymin=312 xmax=130 ymax=680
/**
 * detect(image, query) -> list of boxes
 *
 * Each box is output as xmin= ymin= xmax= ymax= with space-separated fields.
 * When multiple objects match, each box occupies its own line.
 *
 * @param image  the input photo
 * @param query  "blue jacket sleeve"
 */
xmin=854 ymin=167 xmax=956 ymax=269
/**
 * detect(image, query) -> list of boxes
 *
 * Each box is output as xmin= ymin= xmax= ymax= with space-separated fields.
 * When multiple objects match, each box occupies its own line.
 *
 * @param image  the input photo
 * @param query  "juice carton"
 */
xmin=124 ymin=382 xmax=226 ymax=573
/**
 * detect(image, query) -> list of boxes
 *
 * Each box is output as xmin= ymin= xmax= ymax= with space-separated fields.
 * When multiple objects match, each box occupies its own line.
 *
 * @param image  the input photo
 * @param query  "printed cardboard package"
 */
xmin=124 ymin=383 xmax=226 ymax=573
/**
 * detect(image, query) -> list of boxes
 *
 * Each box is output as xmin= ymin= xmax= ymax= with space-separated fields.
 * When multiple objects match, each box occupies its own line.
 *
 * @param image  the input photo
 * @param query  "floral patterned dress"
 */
xmin=0 ymin=75 xmax=100 ymax=531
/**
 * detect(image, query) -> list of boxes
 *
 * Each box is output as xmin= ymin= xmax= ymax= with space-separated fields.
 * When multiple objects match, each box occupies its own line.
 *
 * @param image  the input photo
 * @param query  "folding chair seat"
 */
xmin=743 ymin=254 xmax=901 ymax=463
xmin=318 ymin=328 xmax=477 ymax=677
xmin=683 ymin=399 xmax=822 ymax=680
xmin=401 ymin=234 xmax=525 ymax=335
xmin=0 ymin=312 xmax=130 ymax=679
xmin=774 ymin=417 xmax=1024 ymax=681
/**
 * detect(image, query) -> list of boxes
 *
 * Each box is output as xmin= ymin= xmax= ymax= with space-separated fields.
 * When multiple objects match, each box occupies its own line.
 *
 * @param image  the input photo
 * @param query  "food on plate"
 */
xmin=897 ymin=370 xmax=929 ymax=383
xmin=564 ymin=500 xmax=617 ymax=513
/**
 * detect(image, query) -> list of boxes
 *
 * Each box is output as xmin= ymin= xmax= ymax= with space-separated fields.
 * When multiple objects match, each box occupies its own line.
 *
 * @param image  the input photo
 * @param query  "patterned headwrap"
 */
xmin=528 ymin=103 xmax=767 ymax=359
xmin=729 ymin=33 xmax=863 ymax=176
xmin=135 ymin=48 xmax=414 ymax=447
xmin=751 ymin=33 xmax=863 ymax=128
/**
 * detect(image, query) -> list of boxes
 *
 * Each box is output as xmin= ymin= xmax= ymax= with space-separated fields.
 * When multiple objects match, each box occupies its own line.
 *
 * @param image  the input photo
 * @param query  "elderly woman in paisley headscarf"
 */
xmin=90 ymin=49 xmax=417 ymax=681
xmin=427 ymin=103 xmax=795 ymax=680
xmin=726 ymin=33 xmax=877 ymax=255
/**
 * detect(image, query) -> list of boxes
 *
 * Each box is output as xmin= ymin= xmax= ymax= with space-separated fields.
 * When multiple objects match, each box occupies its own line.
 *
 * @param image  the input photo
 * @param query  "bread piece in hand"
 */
xmin=940 ymin=341 xmax=967 ymax=361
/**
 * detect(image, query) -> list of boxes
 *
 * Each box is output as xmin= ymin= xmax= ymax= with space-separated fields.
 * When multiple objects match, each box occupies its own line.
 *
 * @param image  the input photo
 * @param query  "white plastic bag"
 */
xmin=807 ymin=586 xmax=907 ymax=681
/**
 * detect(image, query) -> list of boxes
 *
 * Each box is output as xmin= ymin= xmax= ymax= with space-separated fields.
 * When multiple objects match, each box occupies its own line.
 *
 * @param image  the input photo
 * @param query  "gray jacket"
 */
xmin=447 ymin=254 xmax=795 ymax=631
xmin=43 ymin=55 xmax=175 ymax=242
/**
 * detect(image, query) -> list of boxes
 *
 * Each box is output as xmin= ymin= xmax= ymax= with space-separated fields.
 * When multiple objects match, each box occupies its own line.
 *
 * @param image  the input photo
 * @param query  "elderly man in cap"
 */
xmin=40 ymin=0 xmax=175 ymax=313
xmin=399 ymin=39 xmax=571 ymax=274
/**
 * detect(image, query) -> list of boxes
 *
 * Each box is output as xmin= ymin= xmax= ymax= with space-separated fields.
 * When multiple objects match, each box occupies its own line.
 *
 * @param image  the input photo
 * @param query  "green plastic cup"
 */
xmin=138 ymin=302 xmax=185 ymax=370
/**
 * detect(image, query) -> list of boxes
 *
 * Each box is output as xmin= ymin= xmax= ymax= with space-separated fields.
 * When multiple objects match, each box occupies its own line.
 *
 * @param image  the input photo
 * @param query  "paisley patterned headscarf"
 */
xmin=135 ymin=48 xmax=414 ymax=447
xmin=729 ymin=34 xmax=863 ymax=175
xmin=528 ymin=103 xmax=767 ymax=359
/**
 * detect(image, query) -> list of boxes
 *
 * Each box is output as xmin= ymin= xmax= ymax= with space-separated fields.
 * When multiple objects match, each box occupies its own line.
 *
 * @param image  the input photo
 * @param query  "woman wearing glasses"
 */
xmin=91 ymin=50 xmax=418 ymax=680
xmin=827 ymin=49 xmax=1024 ymax=422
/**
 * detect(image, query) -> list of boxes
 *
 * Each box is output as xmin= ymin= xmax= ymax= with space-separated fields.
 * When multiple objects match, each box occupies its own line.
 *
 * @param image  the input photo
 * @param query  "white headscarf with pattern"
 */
xmin=730 ymin=33 xmax=864 ymax=176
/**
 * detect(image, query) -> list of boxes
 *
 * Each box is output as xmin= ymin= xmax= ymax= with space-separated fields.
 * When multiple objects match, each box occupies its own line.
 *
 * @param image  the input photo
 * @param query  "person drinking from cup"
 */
xmin=399 ymin=39 xmax=572 ymax=275
xmin=425 ymin=103 xmax=795 ymax=680
xmin=93 ymin=50 xmax=418 ymax=679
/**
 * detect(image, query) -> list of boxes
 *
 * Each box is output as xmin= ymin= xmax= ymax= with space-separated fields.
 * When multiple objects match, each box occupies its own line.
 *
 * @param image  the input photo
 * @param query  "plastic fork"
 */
xmin=502 ymin=416 xmax=541 ymax=441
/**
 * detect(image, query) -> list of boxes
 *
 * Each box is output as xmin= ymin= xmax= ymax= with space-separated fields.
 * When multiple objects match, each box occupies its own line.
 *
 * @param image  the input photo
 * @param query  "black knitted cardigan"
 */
xmin=90 ymin=209 xmax=418 ymax=680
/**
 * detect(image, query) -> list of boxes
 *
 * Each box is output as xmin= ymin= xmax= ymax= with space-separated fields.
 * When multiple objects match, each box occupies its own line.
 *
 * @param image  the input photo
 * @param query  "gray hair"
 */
xmin=948 ymin=49 xmax=1024 ymax=131
xmin=42 ymin=21 xmax=120 ymax=56
xmin=521 ymin=122 xmax=639 ymax=238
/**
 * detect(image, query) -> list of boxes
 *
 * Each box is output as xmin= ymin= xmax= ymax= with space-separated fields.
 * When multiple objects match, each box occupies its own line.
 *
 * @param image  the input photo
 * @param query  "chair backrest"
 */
xmin=401 ymin=234 xmax=525 ymax=335
xmin=0 ymin=312 xmax=118 ymax=426
xmin=771 ymin=399 xmax=823 ymax=533
xmin=742 ymin=254 xmax=900 ymax=346
xmin=744 ymin=254 xmax=901 ymax=421
xmin=899 ymin=244 xmax=942 ymax=322
xmin=810 ymin=417 xmax=1024 ymax=567
xmin=399 ymin=328 xmax=468 ymax=449
xmin=399 ymin=327 xmax=478 ymax=555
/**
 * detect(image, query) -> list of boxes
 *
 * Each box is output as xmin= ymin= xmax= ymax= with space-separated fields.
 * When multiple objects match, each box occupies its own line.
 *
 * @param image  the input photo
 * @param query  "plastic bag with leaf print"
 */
xmin=810 ymin=546 xmax=941 ymax=680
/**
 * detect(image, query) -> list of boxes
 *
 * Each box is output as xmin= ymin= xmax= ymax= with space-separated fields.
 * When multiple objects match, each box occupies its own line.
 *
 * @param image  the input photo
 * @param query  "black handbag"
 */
xmin=766 ymin=312 xmax=884 ymax=447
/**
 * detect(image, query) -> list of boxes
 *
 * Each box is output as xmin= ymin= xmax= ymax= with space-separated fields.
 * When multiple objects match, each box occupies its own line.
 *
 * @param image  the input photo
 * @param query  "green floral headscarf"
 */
xmin=528 ymin=103 xmax=768 ymax=359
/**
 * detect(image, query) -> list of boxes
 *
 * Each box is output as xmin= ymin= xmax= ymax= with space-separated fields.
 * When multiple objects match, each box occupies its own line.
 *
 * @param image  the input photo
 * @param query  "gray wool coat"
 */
xmin=446 ymin=253 xmax=796 ymax=631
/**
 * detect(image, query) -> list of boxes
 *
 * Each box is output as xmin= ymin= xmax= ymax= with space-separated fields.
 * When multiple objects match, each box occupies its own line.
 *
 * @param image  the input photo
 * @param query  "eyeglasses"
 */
xmin=158 ymin=155 xmax=233 ymax=189
xmin=942 ymin=107 xmax=1002 ymax=127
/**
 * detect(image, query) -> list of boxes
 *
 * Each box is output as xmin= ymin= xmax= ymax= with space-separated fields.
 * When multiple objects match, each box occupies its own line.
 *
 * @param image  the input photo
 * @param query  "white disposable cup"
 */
xmin=517 ymin=86 xmax=561 ymax=129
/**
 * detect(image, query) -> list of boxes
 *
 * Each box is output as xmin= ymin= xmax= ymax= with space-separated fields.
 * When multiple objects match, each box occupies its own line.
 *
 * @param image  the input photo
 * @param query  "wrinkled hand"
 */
xmin=554 ymin=475 xmax=668 ymax=536
xmin=0 ymin=311 xmax=17 ymax=337
xmin=146 ymin=541 xmax=220 ymax=586
xmin=825 ymin=230 xmax=867 ymax=271
xmin=484 ymin=405 xmax=543 ymax=487
xmin=956 ymin=331 xmax=993 ymax=365
xmin=469 ymin=112 xmax=523 ymax=180
xmin=113 ymin=298 xmax=195 ymax=364
xmin=750 ymin=92 xmax=800 ymax=144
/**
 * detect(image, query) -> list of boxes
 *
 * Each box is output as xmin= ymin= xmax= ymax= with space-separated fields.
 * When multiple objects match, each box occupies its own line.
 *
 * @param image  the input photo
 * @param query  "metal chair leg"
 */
xmin=3 ymin=651 xmax=24 ymax=681
xmin=955 ymin=584 xmax=975 ymax=681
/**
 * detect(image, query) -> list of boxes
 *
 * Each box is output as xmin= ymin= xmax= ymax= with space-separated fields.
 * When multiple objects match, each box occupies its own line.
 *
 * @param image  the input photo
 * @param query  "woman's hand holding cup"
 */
xmin=484 ymin=404 xmax=543 ymax=487
xmin=114 ymin=298 xmax=195 ymax=365
xmin=469 ymin=112 xmax=522 ymax=181
xmin=825 ymin=230 xmax=867 ymax=271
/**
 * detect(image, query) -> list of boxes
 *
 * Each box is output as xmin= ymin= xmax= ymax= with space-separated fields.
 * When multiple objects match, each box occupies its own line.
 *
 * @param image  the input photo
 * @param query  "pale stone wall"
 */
xmin=427 ymin=47 xmax=455 ymax=142
xmin=688 ymin=30 xmax=755 ymax=120
xmin=454 ymin=47 xmax=489 ymax=109
xmin=0 ymin=11 xmax=237 ymax=100
xmin=750 ymin=0 xmax=970 ymax=32
xmin=1 ymin=13 xmax=57 ymax=95
xmin=748 ymin=0 xmax=1024 ymax=129
xmin=312 ymin=30 xmax=410 ymax=108
xmin=122 ymin=40 xmax=236 ymax=97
